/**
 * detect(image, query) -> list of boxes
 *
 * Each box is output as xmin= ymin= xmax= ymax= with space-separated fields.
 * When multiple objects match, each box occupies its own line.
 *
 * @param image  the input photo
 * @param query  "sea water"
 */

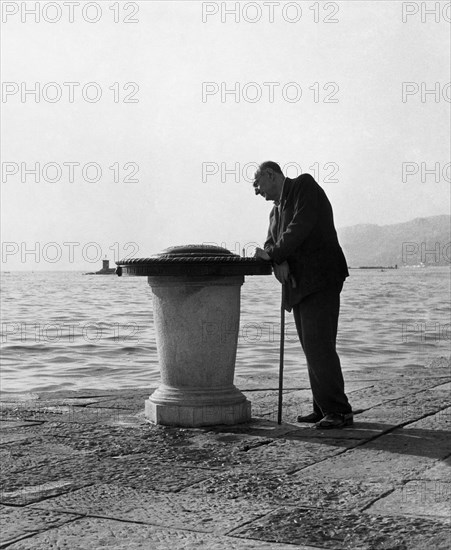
xmin=0 ymin=268 xmax=449 ymax=393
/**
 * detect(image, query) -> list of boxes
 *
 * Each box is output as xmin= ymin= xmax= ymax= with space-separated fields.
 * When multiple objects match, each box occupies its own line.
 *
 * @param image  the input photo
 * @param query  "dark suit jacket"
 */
xmin=264 ymin=174 xmax=349 ymax=311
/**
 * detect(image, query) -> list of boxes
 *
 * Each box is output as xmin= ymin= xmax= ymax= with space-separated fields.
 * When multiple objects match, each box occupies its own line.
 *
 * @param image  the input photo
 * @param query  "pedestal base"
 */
xmin=145 ymin=397 xmax=251 ymax=427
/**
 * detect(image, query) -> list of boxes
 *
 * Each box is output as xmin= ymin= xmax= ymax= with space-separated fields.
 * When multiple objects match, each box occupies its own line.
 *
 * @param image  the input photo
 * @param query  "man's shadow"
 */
xmin=207 ymin=417 xmax=451 ymax=462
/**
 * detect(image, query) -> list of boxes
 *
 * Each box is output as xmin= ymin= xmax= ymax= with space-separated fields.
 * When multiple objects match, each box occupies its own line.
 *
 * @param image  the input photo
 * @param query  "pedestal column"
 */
xmin=146 ymin=275 xmax=250 ymax=426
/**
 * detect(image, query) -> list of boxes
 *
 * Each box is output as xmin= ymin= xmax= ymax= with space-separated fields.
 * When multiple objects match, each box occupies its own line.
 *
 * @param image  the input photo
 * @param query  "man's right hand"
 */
xmin=254 ymin=247 xmax=271 ymax=261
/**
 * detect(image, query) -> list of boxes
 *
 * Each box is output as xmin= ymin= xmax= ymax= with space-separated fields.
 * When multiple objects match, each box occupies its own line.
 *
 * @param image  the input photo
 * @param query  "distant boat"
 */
xmin=83 ymin=259 xmax=116 ymax=275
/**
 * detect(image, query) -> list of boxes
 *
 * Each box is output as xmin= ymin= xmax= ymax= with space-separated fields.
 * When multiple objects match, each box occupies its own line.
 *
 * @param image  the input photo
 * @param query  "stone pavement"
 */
xmin=1 ymin=357 xmax=450 ymax=549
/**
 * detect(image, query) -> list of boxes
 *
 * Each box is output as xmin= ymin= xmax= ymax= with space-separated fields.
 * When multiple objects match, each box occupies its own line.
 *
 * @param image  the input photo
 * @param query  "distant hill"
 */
xmin=337 ymin=215 xmax=450 ymax=267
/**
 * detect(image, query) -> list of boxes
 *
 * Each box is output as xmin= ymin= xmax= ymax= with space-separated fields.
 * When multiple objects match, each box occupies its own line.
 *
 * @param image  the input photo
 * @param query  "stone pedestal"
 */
xmin=115 ymin=244 xmax=272 ymax=427
xmin=146 ymin=275 xmax=250 ymax=426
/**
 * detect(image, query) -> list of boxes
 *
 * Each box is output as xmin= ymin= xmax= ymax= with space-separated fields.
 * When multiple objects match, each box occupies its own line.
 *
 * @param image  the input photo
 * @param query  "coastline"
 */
xmin=1 ymin=356 xmax=450 ymax=549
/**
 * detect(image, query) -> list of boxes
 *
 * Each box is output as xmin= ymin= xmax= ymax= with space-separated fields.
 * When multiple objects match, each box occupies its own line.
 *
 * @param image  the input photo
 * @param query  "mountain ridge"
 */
xmin=337 ymin=215 xmax=450 ymax=267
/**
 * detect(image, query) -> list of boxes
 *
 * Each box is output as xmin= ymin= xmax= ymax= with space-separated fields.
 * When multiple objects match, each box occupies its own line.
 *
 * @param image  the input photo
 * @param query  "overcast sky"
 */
xmin=1 ymin=0 xmax=450 ymax=270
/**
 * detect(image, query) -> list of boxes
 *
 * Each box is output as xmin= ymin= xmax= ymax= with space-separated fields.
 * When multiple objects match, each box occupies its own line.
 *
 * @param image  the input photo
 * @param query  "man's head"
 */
xmin=253 ymin=161 xmax=285 ymax=202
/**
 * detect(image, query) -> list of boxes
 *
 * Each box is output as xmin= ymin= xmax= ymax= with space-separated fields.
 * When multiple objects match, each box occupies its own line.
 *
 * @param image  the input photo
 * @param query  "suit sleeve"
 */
xmin=268 ymin=174 xmax=318 ymax=264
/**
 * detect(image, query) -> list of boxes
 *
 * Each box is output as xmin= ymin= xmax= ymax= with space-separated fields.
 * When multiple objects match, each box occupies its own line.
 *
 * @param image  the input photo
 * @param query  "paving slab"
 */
xmin=0 ymin=422 xmax=114 ymax=449
xmin=0 ymin=393 xmax=149 ymax=425
xmin=185 ymin=468 xmax=392 ymax=511
xmin=0 ymin=441 xmax=83 ymax=475
xmin=431 ymin=382 xmax=451 ymax=391
xmin=4 ymin=517 xmax=312 ymax=550
xmin=282 ymin=420 xmax=392 ymax=440
xmin=1 ymin=405 xmax=139 ymax=425
xmin=0 ymin=504 xmax=80 ymax=547
xmin=0 ymin=393 xmax=41 ymax=403
xmin=5 ymin=421 xmax=274 ymax=467
xmin=0 ymin=432 xmax=36 ymax=446
xmin=204 ymin=418 xmax=300 ymax=439
xmin=0 ymin=420 xmax=198 ymax=459
xmin=0 ymin=420 xmax=42 ymax=429
xmin=404 ymin=407 xmax=451 ymax=431
xmin=415 ymin=457 xmax=451 ymax=481
xmin=0 ymin=420 xmax=44 ymax=447
xmin=231 ymin=437 xmax=359 ymax=474
xmin=230 ymin=506 xmax=451 ymax=549
xmin=293 ymin=429 xmax=450 ymax=483
xmin=0 ymin=396 xmax=115 ymax=411
xmin=347 ymin=377 xmax=451 ymax=411
xmin=31 ymin=483 xmax=275 ymax=534
xmin=365 ymin=480 xmax=451 ymax=522
xmin=207 ymin=417 xmax=388 ymax=442
xmin=1 ymin=455 xmax=216 ymax=505
xmin=346 ymin=381 xmax=376 ymax=392
xmin=357 ymin=390 xmax=451 ymax=425
xmin=85 ymin=395 xmax=149 ymax=411
xmin=0 ymin=474 xmax=95 ymax=506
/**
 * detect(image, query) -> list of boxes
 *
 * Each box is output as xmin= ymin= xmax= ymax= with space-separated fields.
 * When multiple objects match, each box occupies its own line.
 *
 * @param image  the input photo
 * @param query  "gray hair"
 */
xmin=259 ymin=161 xmax=283 ymax=175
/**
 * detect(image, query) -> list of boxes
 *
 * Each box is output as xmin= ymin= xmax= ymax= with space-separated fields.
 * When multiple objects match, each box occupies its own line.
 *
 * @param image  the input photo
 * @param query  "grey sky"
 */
xmin=1 ymin=0 xmax=450 ymax=270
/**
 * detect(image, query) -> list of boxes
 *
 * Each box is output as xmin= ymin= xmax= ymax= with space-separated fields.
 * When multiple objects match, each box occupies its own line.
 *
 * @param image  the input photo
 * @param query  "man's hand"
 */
xmin=273 ymin=261 xmax=290 ymax=284
xmin=254 ymin=247 xmax=271 ymax=261
xmin=273 ymin=261 xmax=297 ymax=288
xmin=254 ymin=248 xmax=297 ymax=287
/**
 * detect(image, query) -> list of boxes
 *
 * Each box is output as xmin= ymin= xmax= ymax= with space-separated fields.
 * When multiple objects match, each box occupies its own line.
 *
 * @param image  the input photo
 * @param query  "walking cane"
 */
xmin=278 ymin=283 xmax=285 ymax=425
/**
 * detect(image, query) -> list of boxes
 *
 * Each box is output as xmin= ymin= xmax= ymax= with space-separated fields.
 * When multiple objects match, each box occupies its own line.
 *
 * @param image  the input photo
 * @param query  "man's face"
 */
xmin=253 ymin=169 xmax=274 ymax=200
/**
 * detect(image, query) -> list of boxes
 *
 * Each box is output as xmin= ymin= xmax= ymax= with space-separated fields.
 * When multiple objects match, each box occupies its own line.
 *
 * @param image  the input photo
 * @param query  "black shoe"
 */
xmin=297 ymin=412 xmax=323 ymax=423
xmin=315 ymin=413 xmax=354 ymax=429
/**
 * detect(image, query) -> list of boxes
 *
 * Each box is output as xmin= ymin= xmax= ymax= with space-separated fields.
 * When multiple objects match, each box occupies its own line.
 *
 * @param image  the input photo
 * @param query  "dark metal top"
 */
xmin=156 ymin=244 xmax=234 ymax=257
xmin=115 ymin=244 xmax=272 ymax=277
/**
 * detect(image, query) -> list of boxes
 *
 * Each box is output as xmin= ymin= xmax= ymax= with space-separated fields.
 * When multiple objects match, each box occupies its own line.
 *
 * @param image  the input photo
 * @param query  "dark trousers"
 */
xmin=292 ymin=283 xmax=352 ymax=416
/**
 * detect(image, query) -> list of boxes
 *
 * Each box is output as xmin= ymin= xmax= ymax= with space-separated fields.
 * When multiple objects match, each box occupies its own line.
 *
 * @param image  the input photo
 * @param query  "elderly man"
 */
xmin=254 ymin=161 xmax=352 ymax=429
